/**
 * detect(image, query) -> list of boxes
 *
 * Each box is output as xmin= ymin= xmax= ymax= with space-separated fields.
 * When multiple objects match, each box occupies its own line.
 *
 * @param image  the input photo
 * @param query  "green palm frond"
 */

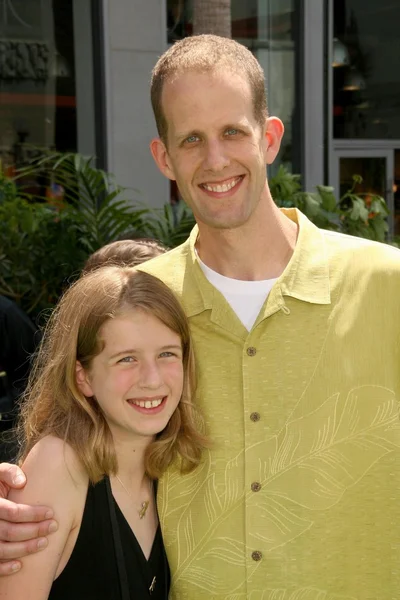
xmin=15 ymin=151 xmax=149 ymax=252
xmin=142 ymin=202 xmax=195 ymax=247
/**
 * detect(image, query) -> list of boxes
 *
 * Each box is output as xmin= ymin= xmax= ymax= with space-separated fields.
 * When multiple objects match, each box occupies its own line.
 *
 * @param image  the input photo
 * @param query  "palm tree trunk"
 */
xmin=193 ymin=0 xmax=231 ymax=38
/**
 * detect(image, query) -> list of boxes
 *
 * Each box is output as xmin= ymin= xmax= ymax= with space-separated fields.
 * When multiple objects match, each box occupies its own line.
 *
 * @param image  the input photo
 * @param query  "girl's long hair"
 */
xmin=17 ymin=267 xmax=207 ymax=482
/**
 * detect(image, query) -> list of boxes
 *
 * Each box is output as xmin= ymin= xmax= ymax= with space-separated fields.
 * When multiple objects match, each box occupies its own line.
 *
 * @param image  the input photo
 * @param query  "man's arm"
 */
xmin=0 ymin=463 xmax=58 ymax=575
xmin=0 ymin=436 xmax=86 ymax=599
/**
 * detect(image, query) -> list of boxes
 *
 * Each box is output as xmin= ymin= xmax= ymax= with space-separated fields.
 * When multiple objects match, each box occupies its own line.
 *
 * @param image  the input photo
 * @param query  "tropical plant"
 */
xmin=270 ymin=166 xmax=389 ymax=243
xmin=269 ymin=166 xmax=339 ymax=231
xmin=15 ymin=152 xmax=147 ymax=253
xmin=141 ymin=202 xmax=195 ymax=248
xmin=0 ymin=169 xmax=17 ymax=203
xmin=0 ymin=195 xmax=86 ymax=318
xmin=337 ymin=174 xmax=389 ymax=241
xmin=0 ymin=152 xmax=149 ymax=320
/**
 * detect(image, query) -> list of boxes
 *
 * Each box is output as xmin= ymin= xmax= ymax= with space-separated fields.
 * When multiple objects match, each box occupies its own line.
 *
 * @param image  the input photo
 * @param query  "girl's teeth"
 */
xmin=133 ymin=398 xmax=163 ymax=408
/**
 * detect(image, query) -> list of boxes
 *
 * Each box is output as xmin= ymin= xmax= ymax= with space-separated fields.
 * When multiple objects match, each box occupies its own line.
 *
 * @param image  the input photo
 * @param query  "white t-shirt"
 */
xmin=197 ymin=256 xmax=278 ymax=331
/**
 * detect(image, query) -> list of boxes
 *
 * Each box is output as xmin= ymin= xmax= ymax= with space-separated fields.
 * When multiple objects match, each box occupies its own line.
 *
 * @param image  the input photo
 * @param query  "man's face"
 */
xmin=151 ymin=68 xmax=283 ymax=231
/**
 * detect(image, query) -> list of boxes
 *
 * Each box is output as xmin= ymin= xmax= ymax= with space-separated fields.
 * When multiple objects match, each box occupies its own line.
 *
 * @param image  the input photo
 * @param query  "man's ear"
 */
xmin=264 ymin=117 xmax=285 ymax=165
xmin=75 ymin=361 xmax=94 ymax=397
xmin=150 ymin=137 xmax=176 ymax=181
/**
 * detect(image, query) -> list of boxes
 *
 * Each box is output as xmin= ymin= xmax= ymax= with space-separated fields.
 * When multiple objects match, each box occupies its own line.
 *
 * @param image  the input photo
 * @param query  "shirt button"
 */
xmin=247 ymin=346 xmax=257 ymax=357
xmin=251 ymin=482 xmax=261 ymax=492
xmin=251 ymin=550 xmax=263 ymax=562
xmin=250 ymin=412 xmax=260 ymax=422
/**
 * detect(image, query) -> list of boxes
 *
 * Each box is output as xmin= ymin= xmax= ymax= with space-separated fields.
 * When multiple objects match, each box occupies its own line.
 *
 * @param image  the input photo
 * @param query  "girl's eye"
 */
xmin=159 ymin=351 xmax=175 ymax=358
xmin=118 ymin=356 xmax=134 ymax=363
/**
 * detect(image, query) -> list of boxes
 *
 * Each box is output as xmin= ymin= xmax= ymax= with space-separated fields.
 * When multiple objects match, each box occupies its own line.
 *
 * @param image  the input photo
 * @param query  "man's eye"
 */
xmin=226 ymin=128 xmax=238 ymax=136
xmin=185 ymin=135 xmax=200 ymax=144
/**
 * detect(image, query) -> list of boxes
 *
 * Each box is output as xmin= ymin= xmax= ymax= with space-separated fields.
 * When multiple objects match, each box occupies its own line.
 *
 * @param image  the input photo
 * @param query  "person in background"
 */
xmin=0 ymin=295 xmax=38 ymax=462
xmin=82 ymin=239 xmax=168 ymax=274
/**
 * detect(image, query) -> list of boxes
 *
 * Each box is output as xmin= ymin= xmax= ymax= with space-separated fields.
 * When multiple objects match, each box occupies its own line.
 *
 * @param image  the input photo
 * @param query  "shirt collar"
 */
xmin=277 ymin=208 xmax=331 ymax=305
xmin=181 ymin=207 xmax=331 ymax=318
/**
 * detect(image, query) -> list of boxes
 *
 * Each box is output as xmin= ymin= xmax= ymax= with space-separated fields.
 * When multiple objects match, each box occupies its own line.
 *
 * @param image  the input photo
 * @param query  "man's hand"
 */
xmin=0 ymin=463 xmax=57 ymax=575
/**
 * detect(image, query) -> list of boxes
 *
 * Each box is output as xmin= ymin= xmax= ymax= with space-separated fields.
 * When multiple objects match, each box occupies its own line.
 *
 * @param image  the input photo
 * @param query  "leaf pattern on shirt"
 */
xmin=231 ymin=588 xmax=356 ymax=600
xmin=159 ymin=386 xmax=400 ymax=598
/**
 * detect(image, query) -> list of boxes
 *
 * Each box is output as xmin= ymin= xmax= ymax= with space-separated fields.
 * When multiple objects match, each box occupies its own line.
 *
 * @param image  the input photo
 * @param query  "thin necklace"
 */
xmin=114 ymin=474 xmax=152 ymax=519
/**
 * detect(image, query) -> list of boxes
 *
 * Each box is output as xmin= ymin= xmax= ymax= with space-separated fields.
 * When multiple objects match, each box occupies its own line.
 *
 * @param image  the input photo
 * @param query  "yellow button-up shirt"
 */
xmin=140 ymin=209 xmax=400 ymax=599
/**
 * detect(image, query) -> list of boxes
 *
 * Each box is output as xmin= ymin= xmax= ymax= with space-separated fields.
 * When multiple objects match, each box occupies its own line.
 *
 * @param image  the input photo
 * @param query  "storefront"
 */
xmin=2 ymin=1 xmax=399 ymax=237
xmin=0 ymin=0 xmax=101 ymax=192
xmin=328 ymin=0 xmax=400 ymax=238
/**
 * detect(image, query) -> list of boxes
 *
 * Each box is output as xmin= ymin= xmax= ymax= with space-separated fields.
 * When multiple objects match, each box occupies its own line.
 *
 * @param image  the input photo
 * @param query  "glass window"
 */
xmin=338 ymin=156 xmax=386 ymax=199
xmin=232 ymin=0 xmax=297 ymax=175
xmin=167 ymin=0 xmax=192 ymax=42
xmin=394 ymin=150 xmax=400 ymax=238
xmin=0 ymin=0 xmax=95 ymax=194
xmin=333 ymin=0 xmax=400 ymax=140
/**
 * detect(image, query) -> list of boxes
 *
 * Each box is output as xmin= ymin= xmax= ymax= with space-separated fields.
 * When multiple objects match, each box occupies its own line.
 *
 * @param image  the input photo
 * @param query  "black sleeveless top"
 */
xmin=49 ymin=477 xmax=170 ymax=600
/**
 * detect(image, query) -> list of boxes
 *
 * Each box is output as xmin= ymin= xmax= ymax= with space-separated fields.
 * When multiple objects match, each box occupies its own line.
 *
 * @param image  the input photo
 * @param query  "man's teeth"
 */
xmin=132 ymin=398 xmax=163 ymax=409
xmin=202 ymin=177 xmax=240 ymax=193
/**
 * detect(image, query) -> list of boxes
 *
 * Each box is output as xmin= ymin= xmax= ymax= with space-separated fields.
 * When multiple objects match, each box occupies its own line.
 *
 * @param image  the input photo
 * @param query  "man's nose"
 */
xmin=203 ymin=139 xmax=230 ymax=172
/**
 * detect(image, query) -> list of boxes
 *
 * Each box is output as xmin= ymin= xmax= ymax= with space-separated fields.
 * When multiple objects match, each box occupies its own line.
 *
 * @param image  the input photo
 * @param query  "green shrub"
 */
xmin=0 ymin=153 xmax=148 ymax=320
xmin=270 ymin=166 xmax=389 ymax=243
xmin=0 ymin=155 xmax=392 ymax=320
xmin=0 ymin=197 xmax=86 ymax=317
xmin=140 ymin=202 xmax=195 ymax=248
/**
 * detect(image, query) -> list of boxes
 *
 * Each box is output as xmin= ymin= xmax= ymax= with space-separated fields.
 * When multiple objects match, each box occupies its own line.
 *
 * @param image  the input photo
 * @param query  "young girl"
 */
xmin=1 ymin=267 xmax=206 ymax=599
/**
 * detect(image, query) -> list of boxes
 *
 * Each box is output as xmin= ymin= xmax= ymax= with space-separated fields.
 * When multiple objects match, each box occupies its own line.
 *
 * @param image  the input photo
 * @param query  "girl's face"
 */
xmin=76 ymin=309 xmax=184 ymax=443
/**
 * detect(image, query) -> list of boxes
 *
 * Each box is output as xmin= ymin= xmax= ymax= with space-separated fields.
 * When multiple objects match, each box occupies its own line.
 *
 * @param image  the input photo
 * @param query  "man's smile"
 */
xmin=199 ymin=175 xmax=244 ymax=195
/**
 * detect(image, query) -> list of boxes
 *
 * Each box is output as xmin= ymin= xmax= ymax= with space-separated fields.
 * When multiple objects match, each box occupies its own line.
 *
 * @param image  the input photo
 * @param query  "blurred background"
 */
xmin=0 ymin=0 xmax=399 ymax=237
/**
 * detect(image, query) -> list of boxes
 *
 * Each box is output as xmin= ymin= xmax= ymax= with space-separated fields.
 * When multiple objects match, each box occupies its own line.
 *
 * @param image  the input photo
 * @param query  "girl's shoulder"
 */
xmin=26 ymin=434 xmax=82 ymax=465
xmin=17 ymin=435 xmax=88 ymax=499
xmin=28 ymin=434 xmax=85 ymax=471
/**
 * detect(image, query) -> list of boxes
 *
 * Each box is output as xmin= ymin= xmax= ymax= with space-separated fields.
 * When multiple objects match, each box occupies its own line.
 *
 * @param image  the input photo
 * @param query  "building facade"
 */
xmin=1 ymin=1 xmax=399 ymax=235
